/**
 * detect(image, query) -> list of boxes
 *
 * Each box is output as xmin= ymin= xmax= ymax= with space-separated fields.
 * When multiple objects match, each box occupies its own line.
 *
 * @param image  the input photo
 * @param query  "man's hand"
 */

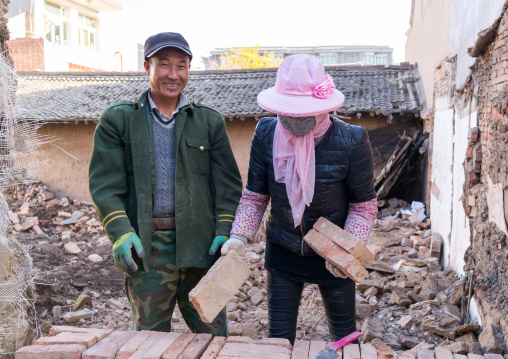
xmin=325 ymin=261 xmax=348 ymax=278
xmin=113 ymin=232 xmax=145 ymax=272
xmin=209 ymin=235 xmax=247 ymax=256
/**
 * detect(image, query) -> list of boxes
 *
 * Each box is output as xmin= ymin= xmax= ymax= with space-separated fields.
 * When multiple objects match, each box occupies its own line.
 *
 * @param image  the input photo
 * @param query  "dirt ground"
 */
xmin=5 ymin=182 xmax=507 ymax=354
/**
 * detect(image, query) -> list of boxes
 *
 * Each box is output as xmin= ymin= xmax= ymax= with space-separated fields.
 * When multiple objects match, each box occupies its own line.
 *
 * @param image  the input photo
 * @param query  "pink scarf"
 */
xmin=273 ymin=113 xmax=331 ymax=227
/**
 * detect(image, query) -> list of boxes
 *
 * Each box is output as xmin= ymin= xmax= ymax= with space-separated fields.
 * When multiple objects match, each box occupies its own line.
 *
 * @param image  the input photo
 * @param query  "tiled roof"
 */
xmin=16 ymin=65 xmax=422 ymax=121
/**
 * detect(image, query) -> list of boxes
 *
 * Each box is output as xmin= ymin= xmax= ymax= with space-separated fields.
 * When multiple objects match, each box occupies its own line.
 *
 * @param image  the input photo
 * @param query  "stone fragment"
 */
xmin=398 ymin=315 xmax=414 ymax=330
xmin=248 ymin=287 xmax=264 ymax=306
xmin=399 ymin=335 xmax=420 ymax=349
xmin=361 ymin=318 xmax=385 ymax=342
xmin=376 ymin=346 xmax=394 ymax=359
xmin=304 ymin=229 xmax=368 ymax=282
xmin=15 ymin=344 xmax=86 ymax=359
xmin=420 ymin=316 xmax=457 ymax=340
xmin=478 ymin=324 xmax=504 ymax=354
xmin=456 ymin=323 xmax=481 ymax=334
xmin=399 ymin=352 xmax=417 ymax=359
xmin=456 ymin=332 xmax=478 ymax=345
xmin=383 ymin=333 xmax=402 ymax=350
xmin=82 ymin=330 xmax=138 ymax=359
xmin=19 ymin=219 xmax=35 ymax=231
xmin=419 ymin=286 xmax=436 ymax=300
xmin=64 ymin=242 xmax=81 ymax=255
xmin=391 ymin=290 xmax=412 ymax=306
xmin=417 ymin=349 xmax=436 ymax=359
xmin=72 ymin=294 xmax=93 ymax=312
xmin=105 ymin=298 xmax=125 ymax=309
xmin=454 ymin=355 xmax=468 ymax=359
xmin=87 ymin=254 xmax=103 ymax=262
xmin=365 ymin=261 xmax=396 ymax=274
xmin=357 ymin=279 xmax=385 ymax=293
xmin=63 ymin=309 xmax=93 ymax=323
xmin=189 ymin=251 xmax=250 ymax=323
xmin=442 ymin=342 xmax=469 ymax=355
xmin=484 ymin=354 xmax=505 ymax=359
xmin=469 ymin=343 xmax=483 ymax=355
xmin=356 ymin=303 xmax=372 ymax=319
xmin=313 ymin=217 xmax=375 ymax=265
xmin=468 ymin=354 xmax=485 ymax=359
xmin=52 ymin=306 xmax=62 ymax=317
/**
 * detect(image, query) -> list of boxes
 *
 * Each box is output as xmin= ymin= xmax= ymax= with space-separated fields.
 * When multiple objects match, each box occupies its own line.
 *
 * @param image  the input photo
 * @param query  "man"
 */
xmin=89 ymin=32 xmax=243 ymax=335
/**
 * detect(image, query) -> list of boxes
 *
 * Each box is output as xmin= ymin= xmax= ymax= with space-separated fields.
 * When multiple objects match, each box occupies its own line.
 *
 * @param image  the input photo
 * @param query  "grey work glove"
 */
xmin=325 ymin=261 xmax=348 ymax=278
xmin=221 ymin=234 xmax=247 ymax=256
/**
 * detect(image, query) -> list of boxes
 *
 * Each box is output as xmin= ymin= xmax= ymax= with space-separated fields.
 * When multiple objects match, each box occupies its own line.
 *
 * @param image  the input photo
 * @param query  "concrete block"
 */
xmin=308 ymin=341 xmax=327 ymax=358
xmin=360 ymin=344 xmax=377 ymax=359
xmin=176 ymin=333 xmax=212 ymax=359
xmin=116 ymin=330 xmax=156 ymax=359
xmin=291 ymin=340 xmax=310 ymax=359
xmin=343 ymin=343 xmax=361 ymax=359
xmin=161 ymin=333 xmax=196 ymax=359
xmin=15 ymin=344 xmax=86 ymax=359
xmin=189 ymin=251 xmax=250 ymax=323
xmin=313 ymin=217 xmax=375 ymax=266
xmin=82 ymin=330 xmax=137 ymax=359
xmin=304 ymin=229 xmax=368 ymax=283
xmin=34 ymin=332 xmax=97 ymax=348
xmin=201 ymin=336 xmax=226 ymax=359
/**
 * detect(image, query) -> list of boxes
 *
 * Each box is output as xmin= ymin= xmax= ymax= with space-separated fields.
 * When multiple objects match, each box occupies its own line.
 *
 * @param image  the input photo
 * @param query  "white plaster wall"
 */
xmin=7 ymin=12 xmax=26 ymax=38
xmin=450 ymin=109 xmax=477 ymax=274
xmin=430 ymin=97 xmax=454 ymax=267
xmin=450 ymin=0 xmax=505 ymax=89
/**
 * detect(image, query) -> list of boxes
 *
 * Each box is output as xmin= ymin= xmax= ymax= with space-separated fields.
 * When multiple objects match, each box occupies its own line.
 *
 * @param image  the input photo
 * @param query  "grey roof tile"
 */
xmin=16 ymin=65 xmax=422 ymax=120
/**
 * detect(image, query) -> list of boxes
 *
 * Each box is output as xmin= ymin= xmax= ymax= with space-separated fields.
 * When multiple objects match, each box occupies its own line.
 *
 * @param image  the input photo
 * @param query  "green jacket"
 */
xmin=89 ymin=89 xmax=242 ymax=270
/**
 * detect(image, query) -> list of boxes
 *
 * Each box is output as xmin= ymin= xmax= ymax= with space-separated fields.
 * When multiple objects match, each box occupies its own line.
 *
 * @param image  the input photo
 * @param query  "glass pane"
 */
xmin=90 ymin=32 xmax=95 ymax=48
xmin=45 ymin=26 xmax=53 ymax=42
xmin=44 ymin=1 xmax=61 ymax=16
xmin=62 ymin=22 xmax=67 ymax=41
xmin=54 ymin=25 xmax=60 ymax=43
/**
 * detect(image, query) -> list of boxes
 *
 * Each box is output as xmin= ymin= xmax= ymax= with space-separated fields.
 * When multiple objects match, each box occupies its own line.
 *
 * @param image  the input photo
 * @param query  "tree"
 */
xmin=209 ymin=46 xmax=282 ymax=70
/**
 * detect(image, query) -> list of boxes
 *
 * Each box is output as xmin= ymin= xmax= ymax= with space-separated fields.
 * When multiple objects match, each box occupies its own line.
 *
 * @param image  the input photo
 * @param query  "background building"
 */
xmin=202 ymin=45 xmax=394 ymax=70
xmin=5 ymin=0 xmax=142 ymax=72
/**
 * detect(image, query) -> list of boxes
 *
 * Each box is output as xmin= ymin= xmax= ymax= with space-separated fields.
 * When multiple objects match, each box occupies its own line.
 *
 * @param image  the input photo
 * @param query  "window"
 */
xmin=376 ymin=55 xmax=388 ymax=65
xmin=78 ymin=13 xmax=96 ymax=48
xmin=362 ymin=52 xmax=375 ymax=65
xmin=343 ymin=53 xmax=356 ymax=64
xmin=44 ymin=1 xmax=67 ymax=44
xmin=319 ymin=53 xmax=336 ymax=65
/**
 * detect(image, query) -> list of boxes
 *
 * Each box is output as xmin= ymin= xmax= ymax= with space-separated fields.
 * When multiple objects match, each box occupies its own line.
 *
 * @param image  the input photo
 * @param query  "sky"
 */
xmin=119 ymin=0 xmax=413 ymax=70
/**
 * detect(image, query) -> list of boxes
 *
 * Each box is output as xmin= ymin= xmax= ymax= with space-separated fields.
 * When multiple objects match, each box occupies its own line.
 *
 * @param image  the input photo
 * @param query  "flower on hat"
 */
xmin=314 ymin=74 xmax=336 ymax=99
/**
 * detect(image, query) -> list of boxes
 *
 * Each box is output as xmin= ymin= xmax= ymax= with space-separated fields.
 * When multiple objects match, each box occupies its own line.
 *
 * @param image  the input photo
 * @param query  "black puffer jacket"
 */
xmin=246 ymin=116 xmax=376 ymax=257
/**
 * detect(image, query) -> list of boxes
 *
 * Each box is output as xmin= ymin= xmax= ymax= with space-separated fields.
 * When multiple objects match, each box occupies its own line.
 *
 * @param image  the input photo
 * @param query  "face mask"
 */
xmin=278 ymin=115 xmax=317 ymax=135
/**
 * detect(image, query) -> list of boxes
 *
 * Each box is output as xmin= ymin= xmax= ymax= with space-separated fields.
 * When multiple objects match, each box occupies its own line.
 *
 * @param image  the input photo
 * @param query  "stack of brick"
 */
xmin=399 ymin=229 xmax=443 ymax=262
xmin=303 ymin=217 xmax=375 ymax=283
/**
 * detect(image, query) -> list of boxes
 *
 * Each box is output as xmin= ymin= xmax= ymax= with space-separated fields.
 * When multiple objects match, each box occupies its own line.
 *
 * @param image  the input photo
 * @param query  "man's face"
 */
xmin=144 ymin=48 xmax=190 ymax=103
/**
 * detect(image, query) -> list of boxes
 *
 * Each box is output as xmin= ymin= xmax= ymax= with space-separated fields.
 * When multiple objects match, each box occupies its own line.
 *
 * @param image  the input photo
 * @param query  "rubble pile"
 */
xmin=5 ymin=184 xmax=507 ymax=355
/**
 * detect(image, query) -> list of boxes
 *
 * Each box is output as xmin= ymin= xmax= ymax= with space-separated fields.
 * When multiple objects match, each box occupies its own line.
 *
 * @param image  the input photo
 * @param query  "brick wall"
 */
xmin=6 ymin=38 xmax=44 ymax=72
xmin=441 ymin=4 xmax=508 ymax=349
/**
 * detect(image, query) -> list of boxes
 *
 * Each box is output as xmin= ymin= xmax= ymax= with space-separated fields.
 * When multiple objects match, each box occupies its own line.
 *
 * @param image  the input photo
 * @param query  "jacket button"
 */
xmin=200 ymin=146 xmax=204 ymax=151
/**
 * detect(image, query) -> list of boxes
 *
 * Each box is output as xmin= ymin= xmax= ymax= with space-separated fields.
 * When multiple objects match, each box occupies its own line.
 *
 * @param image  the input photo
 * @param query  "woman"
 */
xmin=227 ymin=54 xmax=377 ymax=344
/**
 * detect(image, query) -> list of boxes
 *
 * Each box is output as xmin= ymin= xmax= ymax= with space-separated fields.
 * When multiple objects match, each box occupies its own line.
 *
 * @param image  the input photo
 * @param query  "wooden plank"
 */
xmin=291 ymin=340 xmax=310 ymax=359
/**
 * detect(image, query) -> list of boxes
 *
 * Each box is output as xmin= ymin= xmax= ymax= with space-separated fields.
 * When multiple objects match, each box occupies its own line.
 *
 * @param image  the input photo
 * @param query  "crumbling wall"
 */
xmin=458 ymin=4 xmax=508 ymax=353
xmin=0 ymin=0 xmax=12 ymax=65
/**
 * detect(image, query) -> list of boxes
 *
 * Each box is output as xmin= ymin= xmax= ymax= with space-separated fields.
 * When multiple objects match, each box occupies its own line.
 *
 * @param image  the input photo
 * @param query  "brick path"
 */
xmin=14 ymin=326 xmax=507 ymax=359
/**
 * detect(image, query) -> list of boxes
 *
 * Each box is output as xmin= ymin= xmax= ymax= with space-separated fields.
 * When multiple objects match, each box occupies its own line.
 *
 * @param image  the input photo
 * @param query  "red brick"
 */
xmin=141 ymin=332 xmax=181 ymax=359
xmin=399 ymin=352 xmax=417 ymax=359
xmin=218 ymin=343 xmax=291 ymax=359
xmin=34 ymin=332 xmax=97 ymax=348
xmin=6 ymin=38 xmax=45 ymax=72
xmin=226 ymin=336 xmax=254 ymax=344
xmin=82 ymin=330 xmax=138 ymax=359
xmin=49 ymin=326 xmax=111 ymax=341
xmin=201 ymin=336 xmax=226 ymax=359
xmin=376 ymin=346 xmax=394 ymax=359
xmin=161 ymin=333 xmax=196 ymax=359
xmin=435 ymin=348 xmax=453 ymax=359
xmin=177 ymin=333 xmax=213 ymax=359
xmin=343 ymin=344 xmax=361 ymax=359
xmin=304 ymin=229 xmax=368 ymax=283
xmin=416 ymin=349 xmax=435 ymax=359
xmin=360 ymin=344 xmax=377 ymax=359
xmin=126 ymin=331 xmax=167 ymax=359
xmin=291 ymin=340 xmax=310 ymax=359
xmin=308 ymin=341 xmax=327 ymax=358
xmin=15 ymin=344 xmax=86 ymax=359
xmin=116 ymin=330 xmax=156 ymax=359
xmin=189 ymin=251 xmax=250 ymax=323
xmin=257 ymin=337 xmax=292 ymax=351
xmin=313 ymin=217 xmax=375 ymax=266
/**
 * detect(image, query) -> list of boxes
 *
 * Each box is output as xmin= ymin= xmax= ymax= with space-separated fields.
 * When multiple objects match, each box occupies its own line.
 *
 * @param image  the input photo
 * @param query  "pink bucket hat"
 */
xmin=257 ymin=54 xmax=345 ymax=117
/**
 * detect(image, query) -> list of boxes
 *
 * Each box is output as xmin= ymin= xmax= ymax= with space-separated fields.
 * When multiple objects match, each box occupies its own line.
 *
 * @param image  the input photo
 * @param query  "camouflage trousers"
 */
xmin=124 ymin=230 xmax=228 ymax=336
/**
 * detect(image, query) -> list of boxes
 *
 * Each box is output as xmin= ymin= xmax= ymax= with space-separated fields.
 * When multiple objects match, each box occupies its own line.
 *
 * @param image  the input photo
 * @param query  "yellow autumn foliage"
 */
xmin=209 ymin=46 xmax=282 ymax=70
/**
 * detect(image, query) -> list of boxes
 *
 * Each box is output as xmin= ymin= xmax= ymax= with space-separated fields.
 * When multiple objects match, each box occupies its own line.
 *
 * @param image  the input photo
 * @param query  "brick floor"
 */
xmin=14 ymin=327 xmax=496 ymax=359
